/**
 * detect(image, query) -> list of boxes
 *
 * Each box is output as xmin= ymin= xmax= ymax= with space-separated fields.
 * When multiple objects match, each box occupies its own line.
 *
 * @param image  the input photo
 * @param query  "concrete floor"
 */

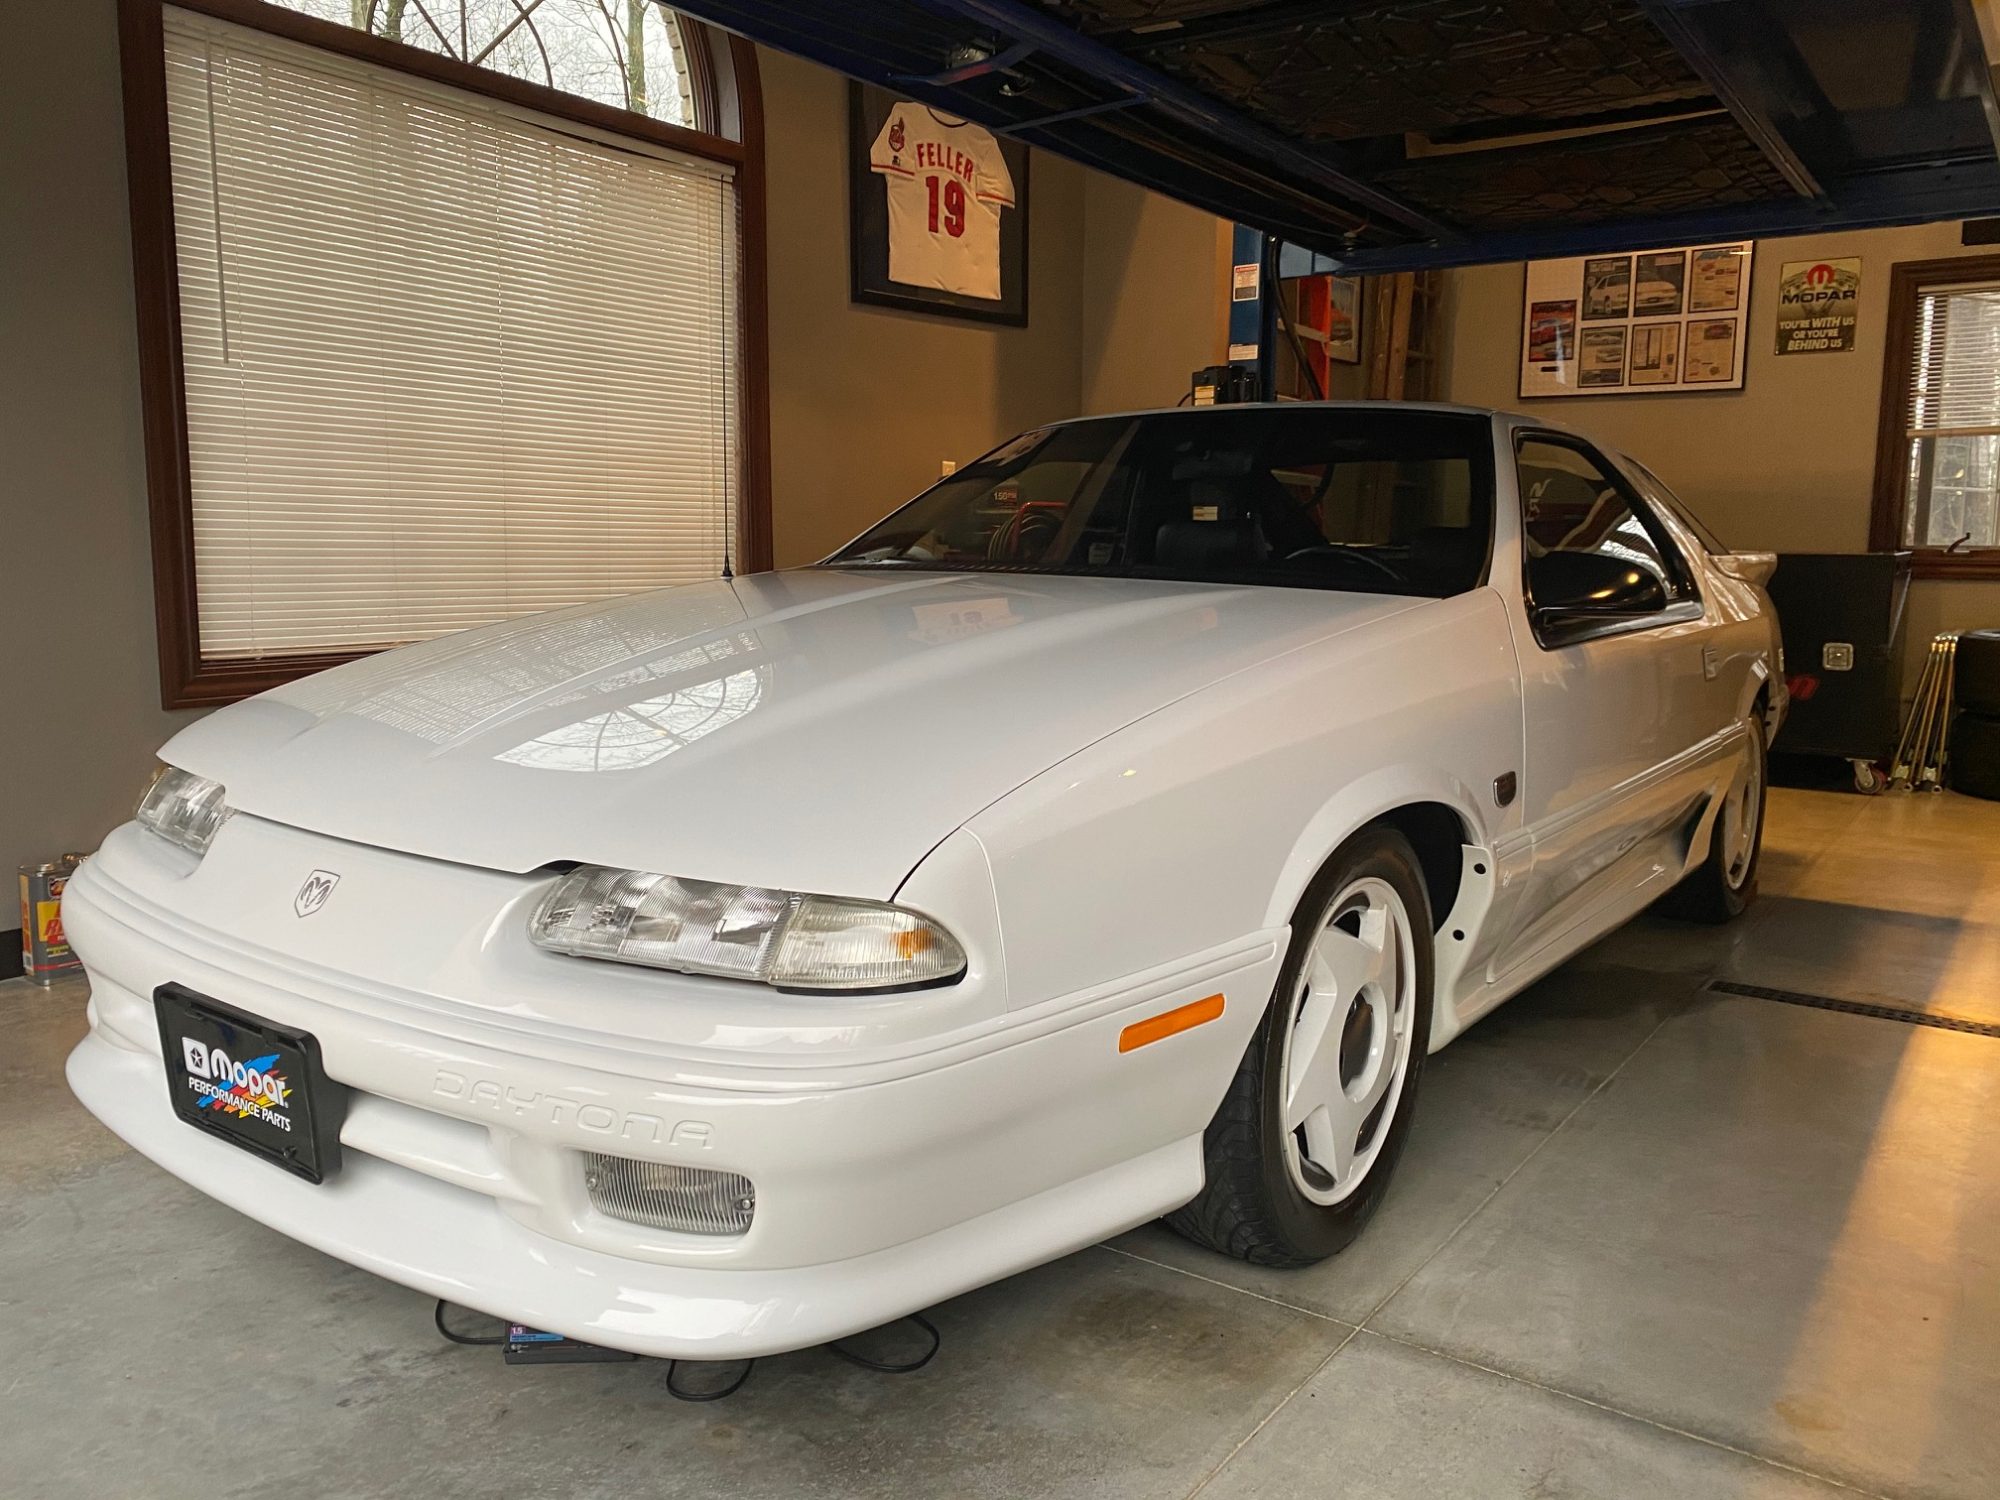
xmin=5 ymin=785 xmax=1999 ymax=1499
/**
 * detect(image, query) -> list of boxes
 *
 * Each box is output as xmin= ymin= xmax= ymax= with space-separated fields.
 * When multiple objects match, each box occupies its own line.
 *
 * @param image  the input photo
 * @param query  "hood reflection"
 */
xmin=495 ymin=662 xmax=768 ymax=773
xmin=270 ymin=582 xmax=749 ymax=749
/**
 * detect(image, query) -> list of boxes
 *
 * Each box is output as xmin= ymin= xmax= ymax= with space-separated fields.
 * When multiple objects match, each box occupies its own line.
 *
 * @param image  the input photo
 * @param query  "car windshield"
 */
xmin=825 ymin=407 xmax=1495 ymax=597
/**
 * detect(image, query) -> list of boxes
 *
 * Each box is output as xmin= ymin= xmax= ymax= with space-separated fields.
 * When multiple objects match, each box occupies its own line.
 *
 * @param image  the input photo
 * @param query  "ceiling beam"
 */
xmin=898 ymin=0 xmax=1456 ymax=240
xmin=1952 ymin=0 xmax=2000 ymax=169
xmin=1635 ymin=0 xmax=1823 ymax=197
xmin=1109 ymin=0 xmax=1363 ymax=56
xmin=1332 ymin=158 xmax=2000 ymax=272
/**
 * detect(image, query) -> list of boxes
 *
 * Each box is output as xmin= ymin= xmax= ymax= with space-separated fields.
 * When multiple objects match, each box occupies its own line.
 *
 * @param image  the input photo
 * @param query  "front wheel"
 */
xmin=1166 ymin=827 xmax=1433 ymax=1268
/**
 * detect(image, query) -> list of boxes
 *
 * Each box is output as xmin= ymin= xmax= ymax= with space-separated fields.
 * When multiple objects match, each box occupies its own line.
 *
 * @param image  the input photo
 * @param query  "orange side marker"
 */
xmin=1119 ymin=993 xmax=1225 ymax=1053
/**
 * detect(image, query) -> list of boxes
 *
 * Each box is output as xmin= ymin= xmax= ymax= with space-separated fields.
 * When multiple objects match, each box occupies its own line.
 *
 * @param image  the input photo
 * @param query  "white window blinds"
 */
xmin=1909 ymin=282 xmax=2000 ymax=434
xmin=1902 ymin=281 xmax=2000 ymax=549
xmin=164 ymin=8 xmax=739 ymax=660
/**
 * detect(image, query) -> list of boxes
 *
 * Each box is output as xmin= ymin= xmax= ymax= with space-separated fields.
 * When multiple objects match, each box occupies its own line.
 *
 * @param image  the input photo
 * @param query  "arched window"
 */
xmin=119 ymin=0 xmax=769 ymax=705
xmin=267 ymin=1 xmax=701 ymax=127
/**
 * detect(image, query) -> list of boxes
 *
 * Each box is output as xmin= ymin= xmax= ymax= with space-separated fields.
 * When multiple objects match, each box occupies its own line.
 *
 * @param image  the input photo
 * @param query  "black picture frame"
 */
xmin=848 ymin=82 xmax=1030 ymax=326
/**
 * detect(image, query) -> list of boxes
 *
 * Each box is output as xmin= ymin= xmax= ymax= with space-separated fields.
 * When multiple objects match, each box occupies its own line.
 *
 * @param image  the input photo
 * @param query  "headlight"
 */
xmin=136 ymin=765 xmax=233 ymax=856
xmin=530 ymin=866 xmax=967 ymax=992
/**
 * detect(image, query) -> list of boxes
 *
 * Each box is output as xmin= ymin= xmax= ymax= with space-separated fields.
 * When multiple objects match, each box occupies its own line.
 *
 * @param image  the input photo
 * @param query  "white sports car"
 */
xmin=65 ymin=403 xmax=1782 ymax=1359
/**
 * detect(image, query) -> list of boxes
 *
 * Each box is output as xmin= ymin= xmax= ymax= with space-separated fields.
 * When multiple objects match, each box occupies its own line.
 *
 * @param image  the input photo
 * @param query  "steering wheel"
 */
xmin=1285 ymin=544 xmax=1408 ymax=589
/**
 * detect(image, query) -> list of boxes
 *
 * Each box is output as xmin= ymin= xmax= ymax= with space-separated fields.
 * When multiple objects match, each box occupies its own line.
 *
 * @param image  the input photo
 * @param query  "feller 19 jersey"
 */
xmin=869 ymin=103 xmax=1016 ymax=301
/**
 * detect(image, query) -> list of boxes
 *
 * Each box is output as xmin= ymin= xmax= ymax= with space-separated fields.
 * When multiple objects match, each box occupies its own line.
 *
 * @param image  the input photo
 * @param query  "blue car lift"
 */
xmin=672 ymin=0 xmax=2000 ymax=255
xmin=672 ymin=0 xmax=2000 ymax=387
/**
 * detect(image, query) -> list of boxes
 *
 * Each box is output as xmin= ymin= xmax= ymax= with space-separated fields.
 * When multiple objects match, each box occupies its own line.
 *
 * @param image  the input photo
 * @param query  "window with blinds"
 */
xmin=1901 ymin=280 xmax=2000 ymax=552
xmin=164 ymin=8 xmax=738 ymax=661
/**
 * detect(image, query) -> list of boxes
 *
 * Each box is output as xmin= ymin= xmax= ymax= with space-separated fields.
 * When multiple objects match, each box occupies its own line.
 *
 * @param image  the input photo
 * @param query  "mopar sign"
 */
xmin=1776 ymin=258 xmax=1860 ymax=355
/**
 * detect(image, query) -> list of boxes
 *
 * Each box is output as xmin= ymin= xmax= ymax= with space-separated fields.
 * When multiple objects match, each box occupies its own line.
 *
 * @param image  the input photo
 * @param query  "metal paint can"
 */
xmin=19 ymin=861 xmax=82 ymax=984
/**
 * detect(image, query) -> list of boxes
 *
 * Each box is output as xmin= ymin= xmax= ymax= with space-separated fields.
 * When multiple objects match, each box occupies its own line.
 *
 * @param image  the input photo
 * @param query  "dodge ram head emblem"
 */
xmin=294 ymin=870 xmax=340 ymax=918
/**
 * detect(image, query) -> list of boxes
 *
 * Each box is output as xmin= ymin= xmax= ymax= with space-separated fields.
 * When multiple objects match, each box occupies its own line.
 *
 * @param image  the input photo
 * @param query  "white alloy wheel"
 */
xmin=1169 ymin=825 xmax=1433 ymax=1266
xmin=1278 ymin=876 xmax=1419 ymax=1206
xmin=1720 ymin=737 xmax=1764 ymax=890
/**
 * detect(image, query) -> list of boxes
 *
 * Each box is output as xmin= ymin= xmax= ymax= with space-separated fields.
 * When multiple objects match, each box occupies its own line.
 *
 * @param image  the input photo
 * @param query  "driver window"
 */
xmin=1516 ymin=437 xmax=1691 ymax=604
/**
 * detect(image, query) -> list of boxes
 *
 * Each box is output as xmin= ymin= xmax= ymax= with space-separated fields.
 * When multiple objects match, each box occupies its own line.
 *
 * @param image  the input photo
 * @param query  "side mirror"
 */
xmin=1531 ymin=551 xmax=1669 ymax=638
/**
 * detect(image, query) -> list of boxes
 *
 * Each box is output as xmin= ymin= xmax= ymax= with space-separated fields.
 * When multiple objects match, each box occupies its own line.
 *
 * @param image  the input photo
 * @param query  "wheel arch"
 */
xmin=1750 ymin=675 xmax=1776 ymax=736
xmin=1264 ymin=770 xmax=1492 ymax=936
xmin=1373 ymin=802 xmax=1476 ymax=932
xmin=1737 ymin=639 xmax=1783 ymax=744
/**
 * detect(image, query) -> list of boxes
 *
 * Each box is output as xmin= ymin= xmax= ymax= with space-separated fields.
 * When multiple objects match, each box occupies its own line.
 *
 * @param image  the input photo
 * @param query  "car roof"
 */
xmin=1042 ymin=400 xmax=1612 ymax=453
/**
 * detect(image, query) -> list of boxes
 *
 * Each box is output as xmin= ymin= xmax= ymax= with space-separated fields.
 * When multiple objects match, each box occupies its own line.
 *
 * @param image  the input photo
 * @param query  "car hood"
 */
xmin=162 ymin=569 xmax=1421 ymax=896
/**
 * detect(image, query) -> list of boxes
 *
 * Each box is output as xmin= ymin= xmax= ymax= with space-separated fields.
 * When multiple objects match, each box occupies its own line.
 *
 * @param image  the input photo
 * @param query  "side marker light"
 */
xmin=1119 ymin=993 xmax=1225 ymax=1053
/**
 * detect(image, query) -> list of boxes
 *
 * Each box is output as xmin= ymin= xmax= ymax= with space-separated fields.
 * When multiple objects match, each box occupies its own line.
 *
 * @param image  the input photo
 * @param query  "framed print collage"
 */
xmin=1519 ymin=242 xmax=1753 ymax=398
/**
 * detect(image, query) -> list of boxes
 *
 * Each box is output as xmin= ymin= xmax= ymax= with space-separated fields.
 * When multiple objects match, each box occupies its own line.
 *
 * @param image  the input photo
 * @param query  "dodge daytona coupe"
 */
xmin=64 ymin=402 xmax=1782 ymax=1359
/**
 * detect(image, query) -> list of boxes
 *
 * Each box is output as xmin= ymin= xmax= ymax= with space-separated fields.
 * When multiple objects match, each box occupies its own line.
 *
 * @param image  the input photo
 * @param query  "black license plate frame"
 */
xmin=154 ymin=984 xmax=344 ymax=1183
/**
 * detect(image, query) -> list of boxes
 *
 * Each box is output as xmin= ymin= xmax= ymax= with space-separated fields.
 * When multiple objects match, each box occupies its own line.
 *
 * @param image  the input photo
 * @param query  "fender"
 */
xmin=1260 ymin=764 xmax=1493 ymax=931
xmin=965 ymin=591 xmax=1522 ymax=1017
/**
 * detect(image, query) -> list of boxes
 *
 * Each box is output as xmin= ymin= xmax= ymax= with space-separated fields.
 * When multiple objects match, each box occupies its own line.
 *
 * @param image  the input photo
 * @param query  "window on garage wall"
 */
xmin=1873 ymin=256 xmax=2000 ymax=579
xmin=118 ymin=0 xmax=770 ymax=706
xmin=273 ymin=0 xmax=700 ymax=127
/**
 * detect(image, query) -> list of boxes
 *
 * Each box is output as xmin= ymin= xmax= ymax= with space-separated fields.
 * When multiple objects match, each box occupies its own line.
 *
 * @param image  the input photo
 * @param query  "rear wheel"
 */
xmin=1166 ymin=827 xmax=1433 ymax=1267
xmin=1665 ymin=709 xmax=1766 ymax=923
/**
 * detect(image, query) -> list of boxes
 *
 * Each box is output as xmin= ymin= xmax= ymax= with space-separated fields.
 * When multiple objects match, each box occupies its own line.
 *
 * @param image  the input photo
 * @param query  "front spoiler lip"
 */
xmin=66 ymin=1028 xmax=1197 ymax=1359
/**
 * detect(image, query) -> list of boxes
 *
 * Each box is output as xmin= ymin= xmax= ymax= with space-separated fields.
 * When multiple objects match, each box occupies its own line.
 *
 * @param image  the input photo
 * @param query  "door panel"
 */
xmin=1500 ymin=435 xmax=1721 ymax=972
xmin=1505 ymin=617 xmax=1721 ymax=966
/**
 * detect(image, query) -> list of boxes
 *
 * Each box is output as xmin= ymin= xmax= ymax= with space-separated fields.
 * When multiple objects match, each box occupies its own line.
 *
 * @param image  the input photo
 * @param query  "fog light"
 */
xmin=582 ymin=1152 xmax=755 ymax=1236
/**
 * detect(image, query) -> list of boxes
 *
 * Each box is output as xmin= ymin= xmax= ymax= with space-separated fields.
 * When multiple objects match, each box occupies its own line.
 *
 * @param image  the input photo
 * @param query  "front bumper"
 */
xmin=63 ymin=836 xmax=1280 ymax=1358
xmin=67 ymin=1029 xmax=1198 ymax=1358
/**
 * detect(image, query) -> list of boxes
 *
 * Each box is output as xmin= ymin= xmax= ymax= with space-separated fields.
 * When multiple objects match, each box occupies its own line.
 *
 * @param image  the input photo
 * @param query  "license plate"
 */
xmin=154 ymin=985 xmax=343 ymax=1183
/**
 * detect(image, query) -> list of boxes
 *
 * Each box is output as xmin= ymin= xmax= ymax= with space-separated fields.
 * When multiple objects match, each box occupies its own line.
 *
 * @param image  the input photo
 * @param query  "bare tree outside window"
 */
xmin=274 ymin=0 xmax=694 ymax=127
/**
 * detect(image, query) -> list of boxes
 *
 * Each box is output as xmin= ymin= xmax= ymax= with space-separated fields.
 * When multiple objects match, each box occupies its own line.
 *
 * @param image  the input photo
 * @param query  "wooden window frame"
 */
xmin=117 ymin=0 xmax=771 ymax=709
xmin=1869 ymin=254 xmax=2000 ymax=581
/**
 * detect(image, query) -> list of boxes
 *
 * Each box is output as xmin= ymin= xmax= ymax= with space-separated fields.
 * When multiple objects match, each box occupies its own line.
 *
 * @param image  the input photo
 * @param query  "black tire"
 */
xmin=1955 ymin=630 xmax=2000 ymax=718
xmin=1165 ymin=827 xmax=1433 ymax=1268
xmin=1663 ymin=709 xmax=1768 ymax=924
xmin=1951 ymin=710 xmax=2000 ymax=801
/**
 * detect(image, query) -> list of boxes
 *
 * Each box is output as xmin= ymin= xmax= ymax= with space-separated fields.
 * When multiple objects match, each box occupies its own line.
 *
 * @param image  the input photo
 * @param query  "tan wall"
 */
xmin=762 ymin=47 xmax=1231 ymax=562
xmin=1440 ymin=221 xmax=2000 ymax=680
xmin=0 ymin=0 xmax=203 ymax=890
xmin=762 ymin=47 xmax=1087 ymax=566
xmin=0 ymin=21 xmax=1217 ymax=894
xmin=1079 ymin=174 xmax=1229 ymax=414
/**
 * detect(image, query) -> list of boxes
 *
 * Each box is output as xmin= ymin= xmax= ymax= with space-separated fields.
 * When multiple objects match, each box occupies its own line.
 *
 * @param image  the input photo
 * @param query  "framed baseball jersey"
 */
xmin=849 ymin=83 xmax=1030 ymax=325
